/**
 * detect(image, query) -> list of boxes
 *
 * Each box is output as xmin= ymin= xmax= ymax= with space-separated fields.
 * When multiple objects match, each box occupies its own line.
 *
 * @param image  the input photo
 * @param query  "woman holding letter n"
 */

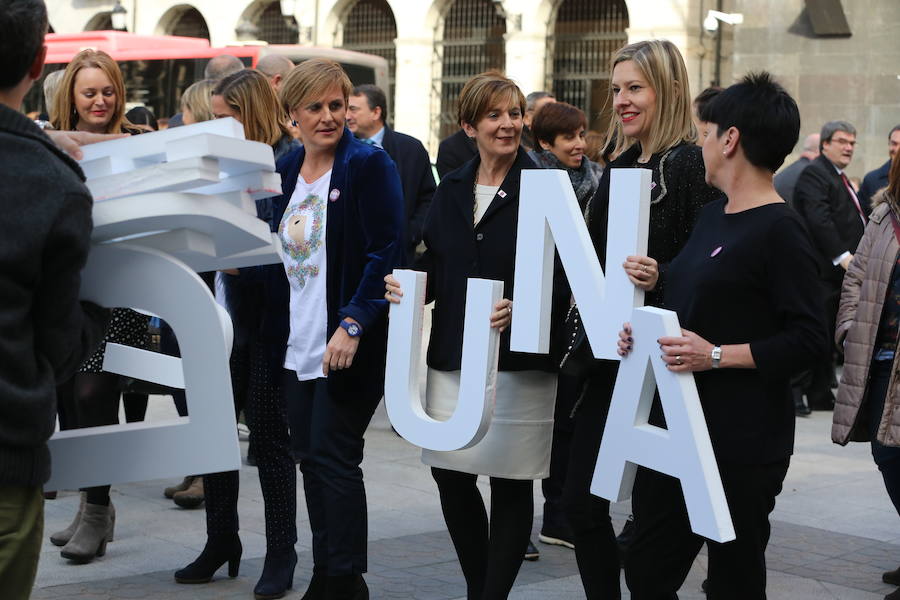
xmin=385 ymin=71 xmax=568 ymax=599
xmin=617 ymin=73 xmax=827 ymax=598
xmin=561 ymin=39 xmax=722 ymax=598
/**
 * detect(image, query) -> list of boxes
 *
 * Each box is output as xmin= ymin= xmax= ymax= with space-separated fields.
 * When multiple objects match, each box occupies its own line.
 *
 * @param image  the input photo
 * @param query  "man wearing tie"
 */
xmin=794 ymin=121 xmax=867 ymax=411
xmin=346 ymin=84 xmax=436 ymax=263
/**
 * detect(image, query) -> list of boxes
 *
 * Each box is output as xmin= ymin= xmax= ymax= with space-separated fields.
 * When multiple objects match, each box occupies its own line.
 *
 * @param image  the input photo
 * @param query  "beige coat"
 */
xmin=833 ymin=192 xmax=900 ymax=446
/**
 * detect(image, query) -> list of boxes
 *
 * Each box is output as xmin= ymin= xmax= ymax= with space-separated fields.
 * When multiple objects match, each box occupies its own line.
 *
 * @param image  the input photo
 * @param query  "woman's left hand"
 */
xmin=490 ymin=299 xmax=513 ymax=332
xmin=658 ymin=329 xmax=714 ymax=372
xmin=623 ymin=255 xmax=659 ymax=291
xmin=322 ymin=323 xmax=361 ymax=376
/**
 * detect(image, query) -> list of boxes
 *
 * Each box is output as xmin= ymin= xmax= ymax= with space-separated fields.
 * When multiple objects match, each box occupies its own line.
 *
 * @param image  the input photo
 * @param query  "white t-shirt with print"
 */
xmin=279 ymin=169 xmax=332 ymax=381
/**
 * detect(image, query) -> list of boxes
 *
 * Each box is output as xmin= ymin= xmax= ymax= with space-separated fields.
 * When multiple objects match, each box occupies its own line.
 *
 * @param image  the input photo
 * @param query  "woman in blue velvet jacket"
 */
xmin=273 ymin=58 xmax=404 ymax=600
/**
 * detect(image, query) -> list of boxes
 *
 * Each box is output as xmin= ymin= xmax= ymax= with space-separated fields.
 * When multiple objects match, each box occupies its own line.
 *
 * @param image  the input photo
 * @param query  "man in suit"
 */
xmin=347 ymin=84 xmax=436 ymax=262
xmin=774 ymin=133 xmax=820 ymax=204
xmin=522 ymin=91 xmax=556 ymax=151
xmin=859 ymin=125 xmax=900 ymax=207
xmin=794 ymin=121 xmax=867 ymax=412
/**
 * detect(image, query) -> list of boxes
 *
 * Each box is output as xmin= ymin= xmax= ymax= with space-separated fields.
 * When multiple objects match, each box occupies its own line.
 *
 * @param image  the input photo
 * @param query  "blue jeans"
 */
xmin=867 ymin=360 xmax=900 ymax=516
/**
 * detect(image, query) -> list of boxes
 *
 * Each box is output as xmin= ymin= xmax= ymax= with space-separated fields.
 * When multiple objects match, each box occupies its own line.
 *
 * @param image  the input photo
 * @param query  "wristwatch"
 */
xmin=711 ymin=346 xmax=722 ymax=369
xmin=340 ymin=319 xmax=362 ymax=337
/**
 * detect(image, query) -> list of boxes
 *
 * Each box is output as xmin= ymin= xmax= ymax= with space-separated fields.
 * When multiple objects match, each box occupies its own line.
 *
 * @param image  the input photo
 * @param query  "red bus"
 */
xmin=25 ymin=31 xmax=390 ymax=122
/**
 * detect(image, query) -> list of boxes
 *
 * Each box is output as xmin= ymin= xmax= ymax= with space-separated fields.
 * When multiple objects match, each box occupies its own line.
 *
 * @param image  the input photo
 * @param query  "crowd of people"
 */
xmin=4 ymin=1 xmax=900 ymax=599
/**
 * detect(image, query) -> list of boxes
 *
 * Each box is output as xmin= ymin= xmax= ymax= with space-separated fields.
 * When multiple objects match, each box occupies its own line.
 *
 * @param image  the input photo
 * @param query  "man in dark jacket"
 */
xmin=347 ymin=84 xmax=436 ymax=262
xmin=436 ymin=128 xmax=478 ymax=179
xmin=859 ymin=125 xmax=900 ymax=207
xmin=774 ymin=133 xmax=819 ymax=205
xmin=0 ymin=1 xmax=109 ymax=593
xmin=794 ymin=120 xmax=867 ymax=412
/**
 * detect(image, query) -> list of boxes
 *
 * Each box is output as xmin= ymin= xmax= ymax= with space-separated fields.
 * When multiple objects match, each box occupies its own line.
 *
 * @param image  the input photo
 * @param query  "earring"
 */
xmin=291 ymin=120 xmax=297 ymax=126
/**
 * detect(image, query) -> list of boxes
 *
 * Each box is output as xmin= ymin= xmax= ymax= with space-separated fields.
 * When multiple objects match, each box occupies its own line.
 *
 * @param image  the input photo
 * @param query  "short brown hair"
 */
xmin=532 ymin=102 xmax=587 ymax=147
xmin=213 ymin=69 xmax=287 ymax=146
xmin=457 ymin=70 xmax=526 ymax=128
xmin=52 ymin=49 xmax=130 ymax=133
xmin=279 ymin=58 xmax=352 ymax=114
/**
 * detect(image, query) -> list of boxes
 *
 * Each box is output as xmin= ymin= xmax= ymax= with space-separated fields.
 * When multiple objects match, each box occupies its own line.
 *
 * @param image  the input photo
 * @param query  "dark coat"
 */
xmin=773 ymin=156 xmax=811 ymax=205
xmin=436 ymin=129 xmax=477 ymax=179
xmin=418 ymin=148 xmax=568 ymax=373
xmin=268 ymin=128 xmax=404 ymax=399
xmin=859 ymin=159 xmax=891 ymax=208
xmin=381 ymin=125 xmax=436 ymax=259
xmin=794 ymin=154 xmax=868 ymax=284
xmin=0 ymin=104 xmax=108 ymax=487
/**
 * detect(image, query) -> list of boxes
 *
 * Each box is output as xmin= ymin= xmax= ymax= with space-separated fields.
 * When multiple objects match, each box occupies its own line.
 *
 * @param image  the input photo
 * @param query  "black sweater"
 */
xmin=0 ymin=104 xmax=109 ymax=487
xmin=664 ymin=199 xmax=828 ymax=464
xmin=587 ymin=142 xmax=724 ymax=307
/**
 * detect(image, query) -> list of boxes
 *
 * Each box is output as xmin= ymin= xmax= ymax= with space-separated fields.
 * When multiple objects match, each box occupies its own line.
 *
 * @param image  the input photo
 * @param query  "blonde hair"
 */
xmin=212 ymin=69 xmax=287 ymax=146
xmin=605 ymin=40 xmax=696 ymax=158
xmin=180 ymin=78 xmax=215 ymax=123
xmin=51 ymin=49 xmax=131 ymax=133
xmin=279 ymin=58 xmax=352 ymax=115
xmin=457 ymin=70 xmax=526 ymax=128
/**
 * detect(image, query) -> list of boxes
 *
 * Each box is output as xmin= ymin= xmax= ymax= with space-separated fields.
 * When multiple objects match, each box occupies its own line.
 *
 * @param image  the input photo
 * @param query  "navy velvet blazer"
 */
xmin=267 ymin=127 xmax=404 ymax=396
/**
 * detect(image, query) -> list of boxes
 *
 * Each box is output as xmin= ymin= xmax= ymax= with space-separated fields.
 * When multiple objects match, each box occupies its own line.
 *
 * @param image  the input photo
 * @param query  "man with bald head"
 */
xmin=774 ymin=133 xmax=820 ymax=205
xmin=203 ymin=54 xmax=245 ymax=81
xmin=257 ymin=54 xmax=294 ymax=91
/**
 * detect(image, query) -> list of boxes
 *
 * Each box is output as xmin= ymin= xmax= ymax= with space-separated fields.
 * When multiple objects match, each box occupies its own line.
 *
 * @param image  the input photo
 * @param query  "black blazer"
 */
xmin=381 ymin=125 xmax=436 ymax=260
xmin=436 ymin=129 xmax=478 ymax=179
xmin=793 ymin=154 xmax=868 ymax=283
xmin=417 ymin=148 xmax=568 ymax=373
xmin=773 ymin=156 xmax=810 ymax=205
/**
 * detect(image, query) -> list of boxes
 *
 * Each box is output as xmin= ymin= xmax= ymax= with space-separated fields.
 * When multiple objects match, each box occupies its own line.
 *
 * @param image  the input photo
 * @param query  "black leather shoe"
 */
xmin=524 ymin=540 xmax=540 ymax=561
xmin=254 ymin=547 xmax=297 ymax=599
xmin=884 ymin=566 xmax=900 ymax=585
xmin=325 ymin=574 xmax=369 ymax=600
xmin=174 ymin=534 xmax=242 ymax=583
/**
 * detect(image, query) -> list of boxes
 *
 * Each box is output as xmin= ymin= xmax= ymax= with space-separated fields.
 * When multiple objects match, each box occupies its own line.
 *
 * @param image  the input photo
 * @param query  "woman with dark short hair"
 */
xmin=618 ymin=72 xmax=827 ymax=599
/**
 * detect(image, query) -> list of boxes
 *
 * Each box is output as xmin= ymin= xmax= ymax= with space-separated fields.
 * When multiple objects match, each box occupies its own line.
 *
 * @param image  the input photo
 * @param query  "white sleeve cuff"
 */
xmin=833 ymin=251 xmax=851 ymax=266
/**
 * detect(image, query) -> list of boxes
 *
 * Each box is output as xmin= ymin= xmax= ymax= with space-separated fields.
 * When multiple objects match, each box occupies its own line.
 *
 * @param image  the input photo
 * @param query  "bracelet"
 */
xmin=711 ymin=345 xmax=722 ymax=369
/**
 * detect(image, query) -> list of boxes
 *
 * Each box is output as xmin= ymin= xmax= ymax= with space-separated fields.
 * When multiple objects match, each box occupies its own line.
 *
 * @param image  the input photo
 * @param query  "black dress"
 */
xmin=563 ymin=141 xmax=723 ymax=599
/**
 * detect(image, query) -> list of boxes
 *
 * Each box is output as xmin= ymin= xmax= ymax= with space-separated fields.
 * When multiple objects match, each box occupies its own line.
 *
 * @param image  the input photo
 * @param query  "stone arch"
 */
xmin=84 ymin=11 xmax=113 ymax=31
xmin=237 ymin=0 xmax=299 ymax=44
xmin=337 ymin=0 xmax=398 ymax=114
xmin=156 ymin=4 xmax=211 ymax=40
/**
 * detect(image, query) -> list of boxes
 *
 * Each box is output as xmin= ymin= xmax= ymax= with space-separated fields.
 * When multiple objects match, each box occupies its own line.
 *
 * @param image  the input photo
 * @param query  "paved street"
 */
xmin=31 ymin=402 xmax=900 ymax=599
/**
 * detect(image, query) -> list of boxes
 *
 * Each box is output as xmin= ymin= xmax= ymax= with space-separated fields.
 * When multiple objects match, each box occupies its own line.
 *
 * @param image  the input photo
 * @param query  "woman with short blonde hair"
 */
xmin=179 ymin=78 xmax=215 ymax=125
xmin=386 ymin=70 xmax=568 ymax=599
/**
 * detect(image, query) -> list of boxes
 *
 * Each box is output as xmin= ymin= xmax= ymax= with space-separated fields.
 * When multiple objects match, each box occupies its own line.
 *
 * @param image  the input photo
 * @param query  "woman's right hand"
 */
xmin=384 ymin=273 xmax=403 ymax=304
xmin=616 ymin=322 xmax=634 ymax=357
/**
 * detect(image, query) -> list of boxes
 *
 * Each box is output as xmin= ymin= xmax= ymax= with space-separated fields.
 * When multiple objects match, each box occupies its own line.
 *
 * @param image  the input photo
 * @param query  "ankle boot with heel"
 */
xmin=253 ymin=546 xmax=298 ymax=599
xmin=174 ymin=534 xmax=242 ymax=584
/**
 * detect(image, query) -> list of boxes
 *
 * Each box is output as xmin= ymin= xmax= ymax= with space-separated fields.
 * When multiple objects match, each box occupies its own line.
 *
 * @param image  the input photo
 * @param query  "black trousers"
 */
xmin=204 ymin=341 xmax=296 ymax=552
xmin=867 ymin=360 xmax=900 ymax=515
xmin=625 ymin=459 xmax=790 ymax=600
xmin=431 ymin=467 xmax=533 ymax=600
xmin=541 ymin=373 xmax=579 ymax=538
xmin=284 ymin=374 xmax=382 ymax=575
xmin=792 ymin=280 xmax=839 ymax=409
xmin=561 ymin=361 xmax=622 ymax=599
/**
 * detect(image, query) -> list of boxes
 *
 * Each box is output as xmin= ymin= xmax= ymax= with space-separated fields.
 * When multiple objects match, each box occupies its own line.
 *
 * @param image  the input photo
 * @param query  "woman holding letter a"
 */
xmin=385 ymin=71 xmax=568 ymax=599
xmin=617 ymin=73 xmax=827 ymax=598
xmin=561 ymin=39 xmax=722 ymax=599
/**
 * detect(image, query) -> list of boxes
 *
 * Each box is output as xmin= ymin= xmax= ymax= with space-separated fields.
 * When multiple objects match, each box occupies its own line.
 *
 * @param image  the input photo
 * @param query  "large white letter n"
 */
xmin=591 ymin=306 xmax=736 ymax=543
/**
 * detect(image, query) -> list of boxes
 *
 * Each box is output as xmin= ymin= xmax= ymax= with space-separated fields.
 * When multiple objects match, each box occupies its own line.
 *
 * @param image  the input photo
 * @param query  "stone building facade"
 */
xmin=46 ymin=0 xmax=898 ymax=174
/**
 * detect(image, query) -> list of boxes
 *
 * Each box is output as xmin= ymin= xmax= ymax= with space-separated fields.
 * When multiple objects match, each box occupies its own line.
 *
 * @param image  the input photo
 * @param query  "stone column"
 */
xmin=393 ymin=35 xmax=436 ymax=154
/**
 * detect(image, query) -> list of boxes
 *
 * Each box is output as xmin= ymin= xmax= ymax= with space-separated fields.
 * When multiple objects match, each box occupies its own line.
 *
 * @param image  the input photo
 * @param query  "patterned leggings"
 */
xmin=203 ymin=340 xmax=297 ymax=552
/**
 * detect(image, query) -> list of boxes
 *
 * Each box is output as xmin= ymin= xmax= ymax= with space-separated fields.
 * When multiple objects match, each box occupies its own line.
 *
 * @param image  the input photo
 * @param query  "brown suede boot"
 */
xmin=50 ymin=493 xmax=115 ymax=547
xmin=164 ymin=476 xmax=195 ymax=499
xmin=173 ymin=476 xmax=204 ymax=509
xmin=60 ymin=502 xmax=114 ymax=563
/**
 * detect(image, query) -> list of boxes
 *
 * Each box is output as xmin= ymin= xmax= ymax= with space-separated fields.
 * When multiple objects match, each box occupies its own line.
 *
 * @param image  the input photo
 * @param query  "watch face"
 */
xmin=347 ymin=323 xmax=360 ymax=336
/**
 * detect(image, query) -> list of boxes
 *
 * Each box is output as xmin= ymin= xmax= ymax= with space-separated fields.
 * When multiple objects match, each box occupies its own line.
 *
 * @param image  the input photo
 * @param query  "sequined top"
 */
xmin=586 ymin=142 xmax=724 ymax=306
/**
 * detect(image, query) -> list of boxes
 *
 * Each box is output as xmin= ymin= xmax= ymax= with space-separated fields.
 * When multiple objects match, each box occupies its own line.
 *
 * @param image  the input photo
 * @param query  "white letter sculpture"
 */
xmin=591 ymin=307 xmax=735 ymax=542
xmin=510 ymin=168 xmax=650 ymax=359
xmin=47 ymin=118 xmax=282 ymax=490
xmin=384 ymin=270 xmax=503 ymax=451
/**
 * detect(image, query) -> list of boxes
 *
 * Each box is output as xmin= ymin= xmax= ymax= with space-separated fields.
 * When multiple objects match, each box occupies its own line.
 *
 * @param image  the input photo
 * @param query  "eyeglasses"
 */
xmin=830 ymin=137 xmax=857 ymax=147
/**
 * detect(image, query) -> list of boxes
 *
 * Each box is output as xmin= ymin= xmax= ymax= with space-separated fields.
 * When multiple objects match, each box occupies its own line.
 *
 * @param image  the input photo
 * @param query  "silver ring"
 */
xmin=507 ymin=306 xmax=512 ymax=316
xmin=675 ymin=355 xmax=682 ymax=365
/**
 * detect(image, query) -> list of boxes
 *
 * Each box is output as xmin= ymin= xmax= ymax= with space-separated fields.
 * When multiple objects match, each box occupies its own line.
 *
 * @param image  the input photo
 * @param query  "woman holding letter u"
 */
xmin=385 ymin=71 xmax=568 ymax=599
xmin=617 ymin=73 xmax=827 ymax=598
xmin=560 ymin=39 xmax=722 ymax=599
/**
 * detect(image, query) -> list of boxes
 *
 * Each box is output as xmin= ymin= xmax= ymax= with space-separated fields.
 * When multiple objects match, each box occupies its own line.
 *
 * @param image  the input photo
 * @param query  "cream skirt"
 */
xmin=421 ymin=368 xmax=557 ymax=480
